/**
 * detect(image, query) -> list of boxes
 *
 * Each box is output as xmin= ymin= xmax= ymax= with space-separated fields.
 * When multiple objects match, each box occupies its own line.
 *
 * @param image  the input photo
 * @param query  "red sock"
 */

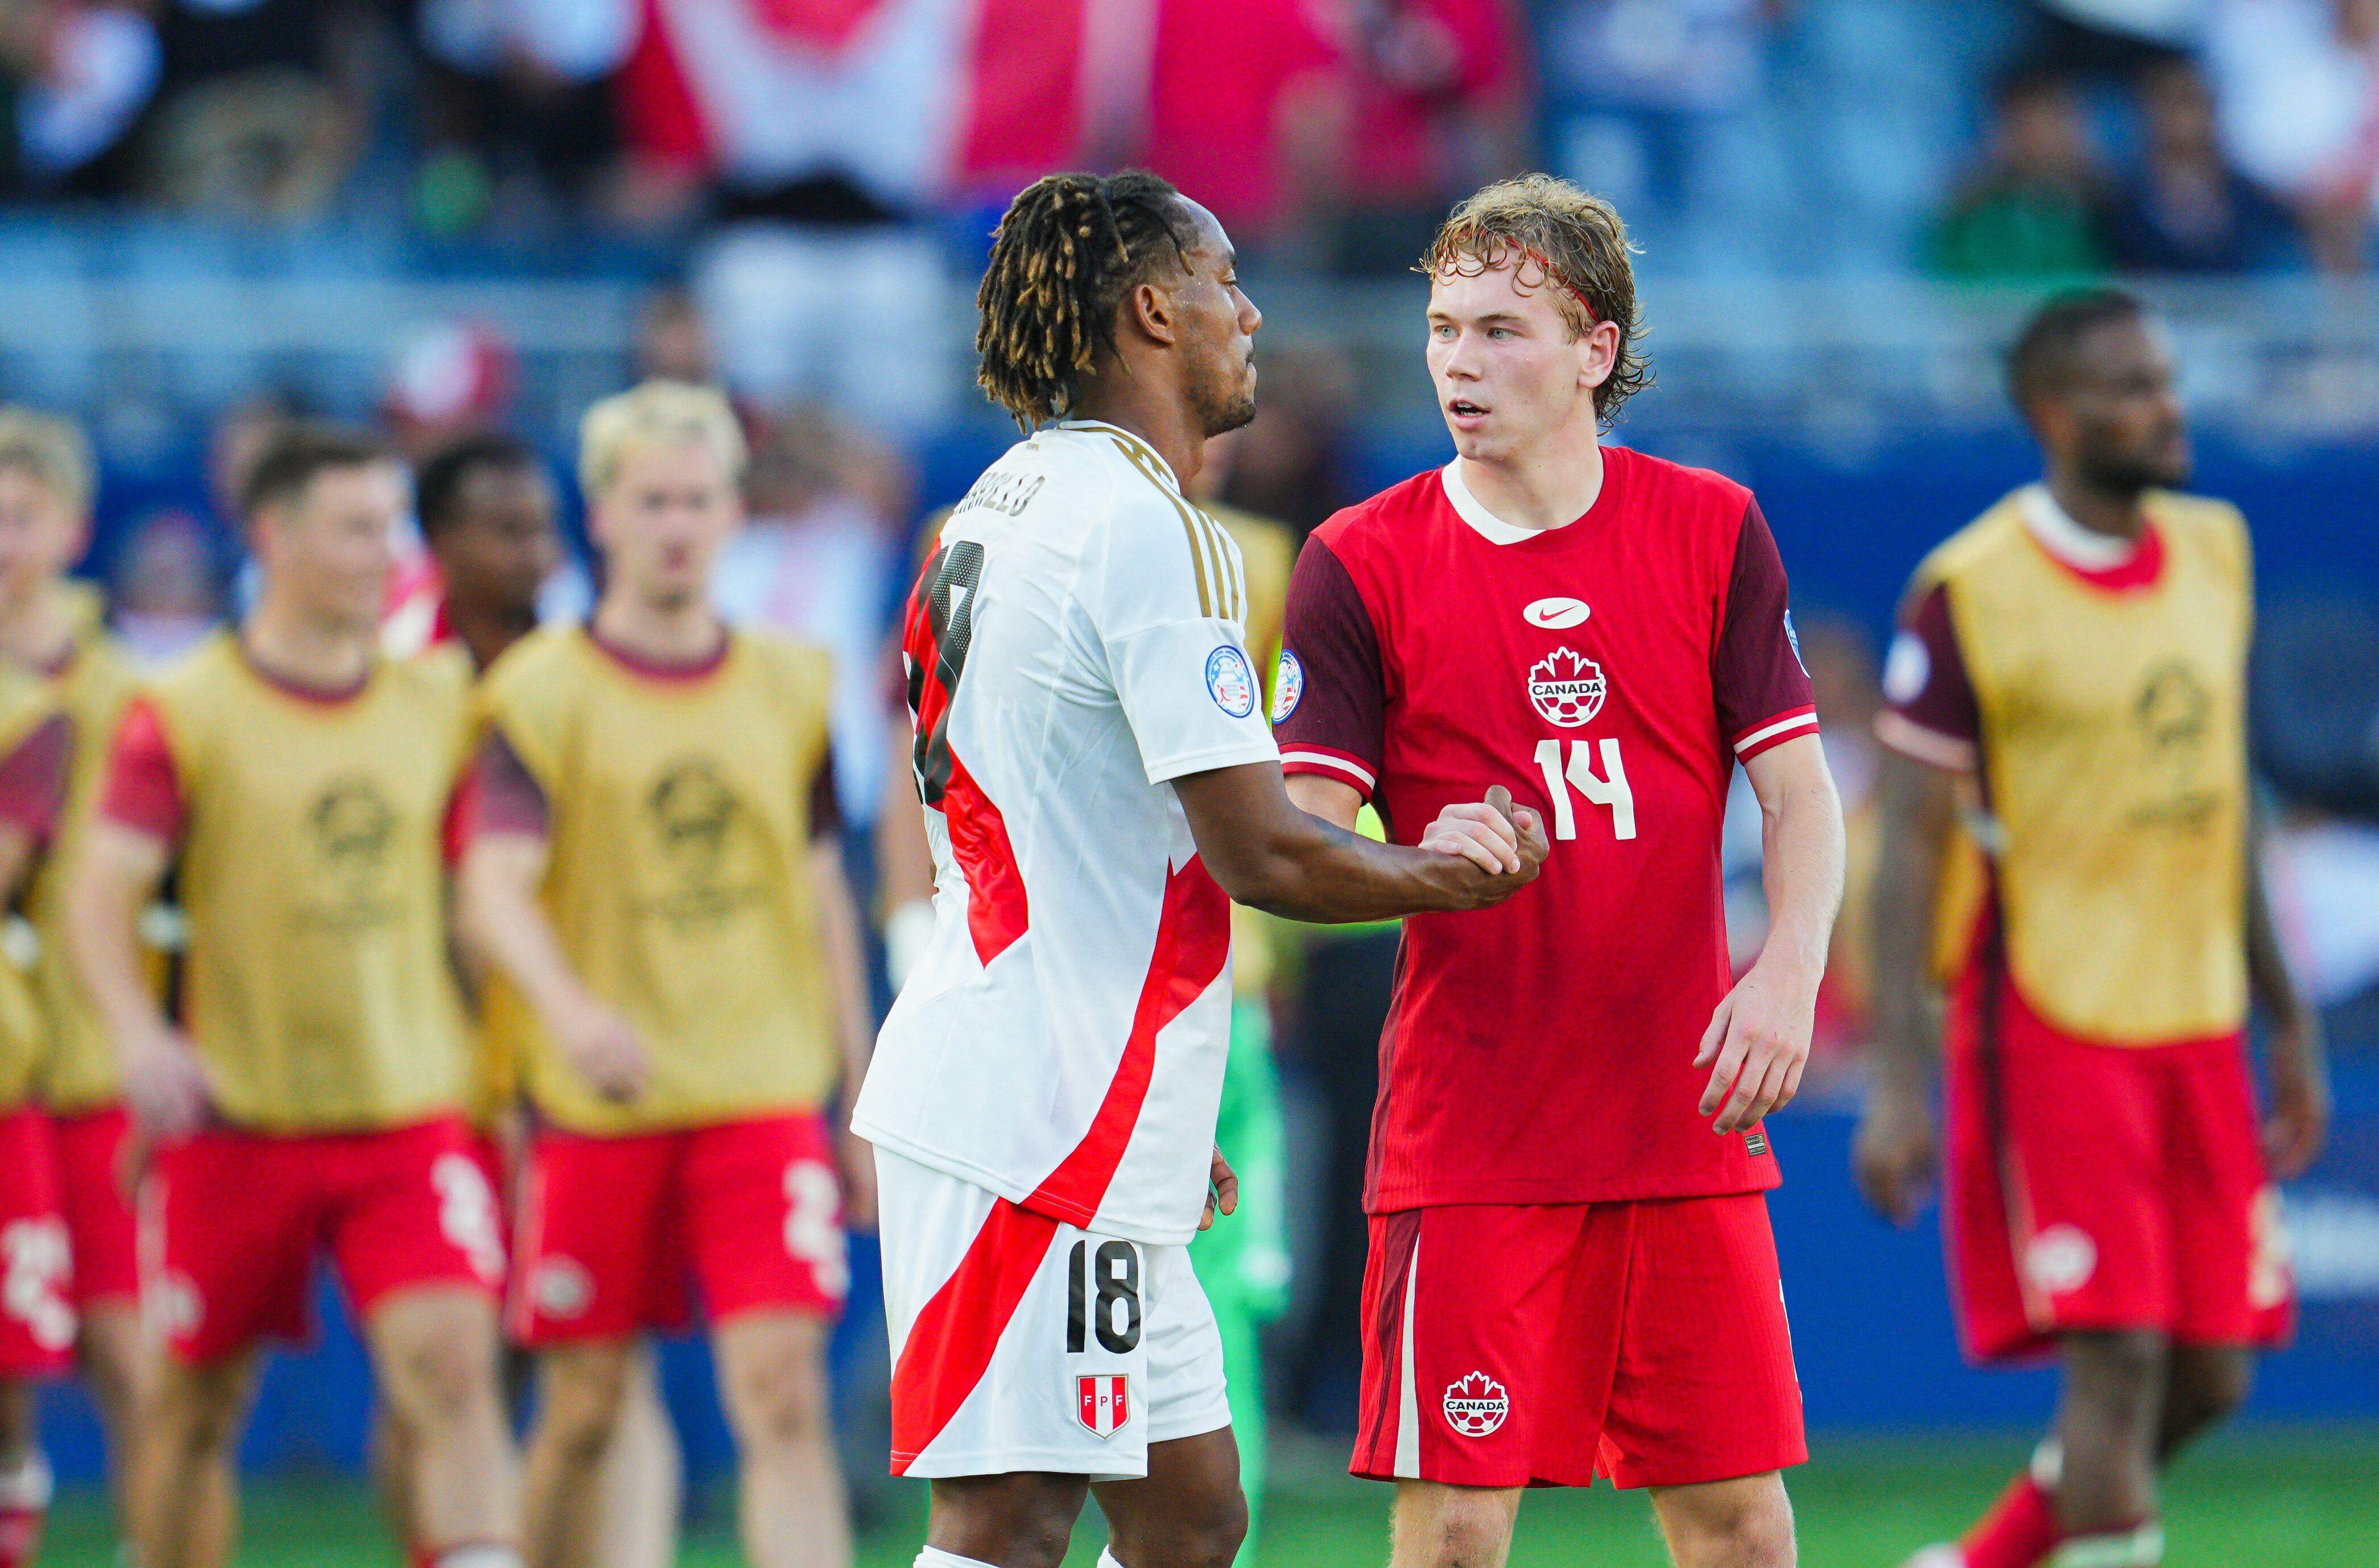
xmin=0 ymin=1454 xmax=49 ymax=1568
xmin=1959 ymin=1470 xmax=2063 ymax=1568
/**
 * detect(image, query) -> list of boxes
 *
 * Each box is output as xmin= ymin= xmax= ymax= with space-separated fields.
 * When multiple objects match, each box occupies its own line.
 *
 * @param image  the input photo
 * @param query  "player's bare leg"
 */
xmin=1649 ymin=1473 xmax=1796 ymax=1568
xmin=0 ymin=1378 xmax=47 ymax=1568
xmin=367 ymin=1286 xmax=521 ymax=1560
xmin=1387 ymin=1481 xmax=1522 ymax=1568
xmin=1093 ymin=1426 xmax=1248 ymax=1568
xmin=2055 ymin=1332 xmax=2166 ymax=1534
xmin=713 ymin=1310 xmax=849 ymax=1568
xmin=74 ymin=1313 xmax=151 ymax=1541
xmin=594 ymin=1346 xmax=683 ymax=1568
xmin=135 ymin=1347 xmax=259 ymax=1568
xmin=522 ymin=1338 xmax=636 ymax=1568
xmin=2154 ymin=1343 xmax=2251 ymax=1462
xmin=924 ymin=1472 xmax=1088 ymax=1568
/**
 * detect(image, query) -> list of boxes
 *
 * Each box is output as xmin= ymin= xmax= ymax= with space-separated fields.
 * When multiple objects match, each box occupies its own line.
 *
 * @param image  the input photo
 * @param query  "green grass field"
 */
xmin=39 ymin=1428 xmax=2378 ymax=1567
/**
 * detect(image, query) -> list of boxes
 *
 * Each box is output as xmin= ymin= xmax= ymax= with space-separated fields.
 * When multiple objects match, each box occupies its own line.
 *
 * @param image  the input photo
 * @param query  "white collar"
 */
xmin=2019 ymin=483 xmax=2143 ymax=570
xmin=1440 ymin=461 xmax=1550 ymax=545
xmin=1060 ymin=419 xmax=1181 ymax=493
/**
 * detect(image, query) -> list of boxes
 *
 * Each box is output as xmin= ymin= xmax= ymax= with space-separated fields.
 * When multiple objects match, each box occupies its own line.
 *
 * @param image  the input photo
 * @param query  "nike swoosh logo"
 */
xmin=1523 ymin=597 xmax=1589 ymax=630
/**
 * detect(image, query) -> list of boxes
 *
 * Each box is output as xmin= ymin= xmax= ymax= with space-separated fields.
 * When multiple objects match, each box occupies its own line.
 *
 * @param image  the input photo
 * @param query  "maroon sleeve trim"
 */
xmin=1732 ymin=705 xmax=1820 ymax=763
xmin=0 ymin=713 xmax=71 ymax=841
xmin=1273 ymin=535 xmax=1388 ymax=793
xmin=1876 ymin=580 xmax=1980 ymax=771
xmin=98 ymin=697 xmax=184 ymax=845
xmin=469 ymin=726 xmax=552 ymax=839
xmin=1712 ymin=499 xmax=1819 ymax=747
xmin=808 ymin=742 xmax=841 ymax=841
xmin=1279 ymin=742 xmax=1378 ymax=798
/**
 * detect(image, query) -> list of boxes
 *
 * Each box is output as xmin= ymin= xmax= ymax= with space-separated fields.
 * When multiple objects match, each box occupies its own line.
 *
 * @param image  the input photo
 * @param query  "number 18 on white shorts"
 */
xmin=877 ymin=1147 xmax=1232 ymax=1482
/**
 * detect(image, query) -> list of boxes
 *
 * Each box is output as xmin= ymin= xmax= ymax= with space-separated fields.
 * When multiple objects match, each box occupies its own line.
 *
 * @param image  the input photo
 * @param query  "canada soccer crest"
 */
xmin=1443 ymin=1371 xmax=1509 ymax=1437
xmin=1077 ymin=1374 xmax=1131 ymax=1438
xmin=1527 ymin=647 xmax=1606 ymax=727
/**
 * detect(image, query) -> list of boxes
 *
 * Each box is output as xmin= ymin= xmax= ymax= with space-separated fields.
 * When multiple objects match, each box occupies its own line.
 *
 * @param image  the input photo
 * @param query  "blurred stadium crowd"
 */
xmin=0 ymin=0 xmax=2372 ymax=1513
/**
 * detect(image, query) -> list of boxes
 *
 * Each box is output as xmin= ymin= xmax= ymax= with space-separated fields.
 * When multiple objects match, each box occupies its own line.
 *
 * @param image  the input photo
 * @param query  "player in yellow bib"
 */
xmin=1855 ymin=291 xmax=2328 ymax=1568
xmin=459 ymin=381 xmax=877 ymax=1568
xmin=67 ymin=425 xmax=522 ymax=1568
xmin=0 ymin=408 xmax=162 ymax=1567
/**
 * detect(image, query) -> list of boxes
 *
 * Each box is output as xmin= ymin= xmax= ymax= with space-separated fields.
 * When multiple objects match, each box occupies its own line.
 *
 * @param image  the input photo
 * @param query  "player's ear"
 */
xmin=1125 ymin=279 xmax=1179 ymax=351
xmin=1577 ymin=319 xmax=1618 ymax=393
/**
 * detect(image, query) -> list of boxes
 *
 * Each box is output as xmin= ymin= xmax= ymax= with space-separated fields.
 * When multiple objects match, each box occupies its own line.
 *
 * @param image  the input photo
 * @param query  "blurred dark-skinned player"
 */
xmin=1858 ymin=289 xmax=2327 ymax=1568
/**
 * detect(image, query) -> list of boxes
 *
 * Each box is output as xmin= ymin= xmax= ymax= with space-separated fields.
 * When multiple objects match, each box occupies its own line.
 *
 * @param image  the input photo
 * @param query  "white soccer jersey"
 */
xmin=853 ymin=420 xmax=1279 ymax=1246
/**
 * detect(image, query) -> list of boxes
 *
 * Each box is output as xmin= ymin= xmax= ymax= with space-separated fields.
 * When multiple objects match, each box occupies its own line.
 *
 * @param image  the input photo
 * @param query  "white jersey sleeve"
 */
xmin=1085 ymin=452 xmax=1280 ymax=784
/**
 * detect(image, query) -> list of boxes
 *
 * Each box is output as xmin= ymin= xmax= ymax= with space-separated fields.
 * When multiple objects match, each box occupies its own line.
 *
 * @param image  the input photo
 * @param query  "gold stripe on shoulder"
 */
xmin=1112 ymin=437 xmax=1215 ymax=618
xmin=1195 ymin=506 xmax=1240 ymax=624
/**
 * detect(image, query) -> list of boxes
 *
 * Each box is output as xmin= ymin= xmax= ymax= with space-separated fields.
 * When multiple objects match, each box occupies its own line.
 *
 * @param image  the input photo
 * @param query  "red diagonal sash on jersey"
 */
xmin=1026 ymin=855 xmax=1232 ymax=1227
xmin=886 ymin=855 xmax=1231 ymax=1470
xmin=904 ymin=544 xmax=1029 ymax=964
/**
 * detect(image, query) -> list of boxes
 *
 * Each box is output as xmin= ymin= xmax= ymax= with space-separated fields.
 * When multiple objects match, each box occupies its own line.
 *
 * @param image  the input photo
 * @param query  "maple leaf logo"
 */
xmin=1442 ymin=1371 xmax=1510 ymax=1437
xmin=1527 ymin=646 xmax=1606 ymax=727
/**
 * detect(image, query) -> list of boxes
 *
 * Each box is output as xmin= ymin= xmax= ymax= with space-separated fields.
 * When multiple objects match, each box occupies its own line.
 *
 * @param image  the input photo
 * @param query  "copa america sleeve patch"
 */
xmin=1270 ymin=648 xmax=1304 ymax=722
xmin=1205 ymin=645 xmax=1257 ymax=718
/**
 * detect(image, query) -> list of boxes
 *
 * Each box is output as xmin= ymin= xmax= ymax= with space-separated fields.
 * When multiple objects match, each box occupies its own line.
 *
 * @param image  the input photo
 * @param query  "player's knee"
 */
xmin=536 ymin=1348 xmax=634 ymax=1459
xmin=1111 ymin=1486 xmax=1246 ymax=1568
xmin=2169 ymin=1349 xmax=2254 ymax=1434
xmin=383 ymin=1325 xmax=500 ymax=1432
xmin=158 ymin=1366 xmax=247 ymax=1458
xmin=1395 ymin=1487 xmax=1518 ymax=1566
xmin=722 ymin=1335 xmax=830 ymax=1452
xmin=1658 ymin=1475 xmax=1795 ymax=1568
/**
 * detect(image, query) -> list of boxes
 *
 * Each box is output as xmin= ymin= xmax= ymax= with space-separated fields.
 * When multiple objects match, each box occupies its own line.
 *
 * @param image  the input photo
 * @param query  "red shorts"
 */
xmin=1945 ymin=970 xmax=2293 ymax=1363
xmin=507 ymin=1112 xmax=846 ymax=1344
xmin=142 ymin=1115 xmax=506 ymax=1364
xmin=51 ymin=1104 xmax=139 ymax=1307
xmin=0 ymin=1107 xmax=73 ymax=1377
xmin=1354 ymin=1193 xmax=1805 ymax=1490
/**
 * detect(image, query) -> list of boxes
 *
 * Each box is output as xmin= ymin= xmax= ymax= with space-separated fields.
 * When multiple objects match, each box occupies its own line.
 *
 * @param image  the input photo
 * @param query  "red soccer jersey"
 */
xmin=1276 ymin=448 xmax=1817 ymax=1210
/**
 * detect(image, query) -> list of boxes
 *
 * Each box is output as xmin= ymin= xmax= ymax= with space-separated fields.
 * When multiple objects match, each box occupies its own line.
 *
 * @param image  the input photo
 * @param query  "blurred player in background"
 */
xmin=0 ymin=636 xmax=69 ymax=1568
xmin=1856 ymin=289 xmax=2329 ymax=1568
xmin=67 ymin=425 xmax=519 ymax=1568
xmin=381 ymin=433 xmax=685 ymax=1568
xmin=460 ymin=382 xmax=875 ymax=1568
xmin=857 ymin=169 xmax=1543 ymax=1568
xmin=0 ymin=409 xmax=162 ymax=1565
xmin=1276 ymin=176 xmax=1844 ymax=1568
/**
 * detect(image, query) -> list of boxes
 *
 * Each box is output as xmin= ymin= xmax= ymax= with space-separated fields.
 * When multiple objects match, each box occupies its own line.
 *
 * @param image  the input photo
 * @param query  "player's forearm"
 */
xmin=67 ymin=860 xmax=172 ymax=1049
xmin=1224 ymin=819 xmax=1502 ymax=922
xmin=1754 ymin=769 xmax=1845 ymax=983
xmin=1869 ymin=752 xmax=1953 ymax=1094
xmin=811 ymin=841 xmax=876 ymax=1099
xmin=2243 ymin=801 xmax=2311 ymax=1030
xmin=457 ymin=846 xmax=597 ymax=1029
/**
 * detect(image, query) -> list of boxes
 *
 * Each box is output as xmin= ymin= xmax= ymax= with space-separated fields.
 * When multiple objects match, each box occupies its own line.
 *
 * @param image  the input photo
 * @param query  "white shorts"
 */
xmin=877 ymin=1147 xmax=1230 ymax=1480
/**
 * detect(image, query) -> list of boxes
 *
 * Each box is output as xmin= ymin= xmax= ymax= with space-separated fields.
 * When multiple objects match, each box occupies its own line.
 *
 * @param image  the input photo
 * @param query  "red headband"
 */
xmin=1515 ymin=245 xmax=1599 ymax=325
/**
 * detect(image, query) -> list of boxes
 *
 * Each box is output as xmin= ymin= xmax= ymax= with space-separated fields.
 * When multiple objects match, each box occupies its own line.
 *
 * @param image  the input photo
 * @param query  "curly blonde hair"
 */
xmin=1418 ymin=174 xmax=1652 ymax=426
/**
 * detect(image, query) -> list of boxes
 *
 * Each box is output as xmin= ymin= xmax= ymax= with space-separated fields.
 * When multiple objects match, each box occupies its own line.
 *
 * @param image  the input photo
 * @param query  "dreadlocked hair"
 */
xmin=976 ymin=171 xmax=1197 ymax=431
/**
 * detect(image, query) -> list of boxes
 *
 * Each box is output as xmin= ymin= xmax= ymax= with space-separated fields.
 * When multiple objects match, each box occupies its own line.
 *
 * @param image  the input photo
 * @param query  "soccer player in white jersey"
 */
xmin=852 ymin=171 xmax=1550 ymax=1568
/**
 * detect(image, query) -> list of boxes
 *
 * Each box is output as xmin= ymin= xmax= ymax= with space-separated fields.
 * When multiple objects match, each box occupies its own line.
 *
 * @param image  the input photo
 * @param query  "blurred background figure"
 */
xmin=103 ymin=510 xmax=220 ymax=667
xmin=1932 ymin=65 xmax=2114 ymax=279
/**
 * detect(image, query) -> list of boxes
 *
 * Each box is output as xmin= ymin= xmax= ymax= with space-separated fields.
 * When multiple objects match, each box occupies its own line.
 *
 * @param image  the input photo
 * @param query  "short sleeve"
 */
xmin=98 ymin=698 xmax=185 ymax=844
xmin=1274 ymin=536 xmax=1387 ymax=800
xmin=0 ymin=714 xmax=69 ymax=841
xmin=1713 ymin=501 xmax=1820 ymax=764
xmin=1092 ymin=487 xmax=1280 ymax=785
xmin=467 ymin=726 xmax=554 ymax=838
xmin=1873 ymin=582 xmax=1980 ymax=772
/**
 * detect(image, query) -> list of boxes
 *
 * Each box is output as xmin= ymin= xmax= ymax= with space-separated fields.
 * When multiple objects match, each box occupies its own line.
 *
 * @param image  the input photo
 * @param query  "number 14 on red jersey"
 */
xmin=1534 ymin=738 xmax=1637 ymax=841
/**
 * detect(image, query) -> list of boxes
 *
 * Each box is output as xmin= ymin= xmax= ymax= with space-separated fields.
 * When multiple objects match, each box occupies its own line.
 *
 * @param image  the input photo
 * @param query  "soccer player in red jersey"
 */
xmin=1274 ymin=176 xmax=1846 ymax=1568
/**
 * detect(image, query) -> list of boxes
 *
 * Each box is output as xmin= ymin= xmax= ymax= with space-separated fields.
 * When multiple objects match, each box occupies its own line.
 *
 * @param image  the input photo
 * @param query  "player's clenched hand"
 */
xmin=555 ymin=996 xmax=649 ymax=1102
xmin=1694 ymin=956 xmax=1817 ymax=1135
xmin=1200 ymin=1146 xmax=1238 ymax=1232
xmin=838 ymin=1127 xmax=879 ymax=1233
xmin=1419 ymin=786 xmax=1549 ymax=905
xmin=2261 ymin=1012 xmax=2329 ymax=1181
xmin=121 ymin=1023 xmax=212 ymax=1141
xmin=1852 ymin=1085 xmax=1939 ymax=1226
